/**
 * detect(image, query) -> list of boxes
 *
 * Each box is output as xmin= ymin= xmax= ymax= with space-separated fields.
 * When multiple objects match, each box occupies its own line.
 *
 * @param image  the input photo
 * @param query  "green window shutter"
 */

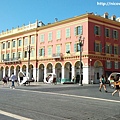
xmin=113 ymin=46 xmax=115 ymax=54
xmin=109 ymin=29 xmax=111 ymax=38
xmin=74 ymin=27 xmax=77 ymax=35
xmin=39 ymin=49 xmax=41 ymax=56
xmin=78 ymin=43 xmax=81 ymax=51
xmin=74 ymin=44 xmax=77 ymax=52
xmin=94 ymin=42 xmax=96 ymax=52
xmin=119 ymin=62 xmax=120 ymax=68
xmin=105 ymin=45 xmax=107 ymax=53
xmin=116 ymin=31 xmax=118 ymax=39
xmin=112 ymin=30 xmax=114 ymax=38
xmin=57 ymin=45 xmax=60 ymax=53
xmin=99 ymin=27 xmax=101 ymax=35
xmin=105 ymin=28 xmax=106 ymax=37
xmin=42 ymin=48 xmax=44 ymax=56
xmin=66 ymin=44 xmax=70 ymax=52
xmin=80 ymin=26 xmax=83 ymax=35
xmin=118 ymin=47 xmax=120 ymax=55
xmin=110 ymin=45 xmax=112 ymax=54
xmin=100 ymin=43 xmax=102 ymax=52
xmin=94 ymin=26 xmax=96 ymax=35
xmin=110 ymin=61 xmax=112 ymax=68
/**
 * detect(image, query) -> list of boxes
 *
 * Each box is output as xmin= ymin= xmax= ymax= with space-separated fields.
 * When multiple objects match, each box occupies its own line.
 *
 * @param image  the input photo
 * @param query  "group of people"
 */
xmin=99 ymin=74 xmax=120 ymax=96
xmin=2 ymin=73 xmax=17 ymax=89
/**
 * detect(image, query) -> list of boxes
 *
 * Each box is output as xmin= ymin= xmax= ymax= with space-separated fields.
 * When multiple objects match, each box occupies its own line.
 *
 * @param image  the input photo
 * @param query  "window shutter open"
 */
xmin=74 ymin=43 xmax=77 ymax=52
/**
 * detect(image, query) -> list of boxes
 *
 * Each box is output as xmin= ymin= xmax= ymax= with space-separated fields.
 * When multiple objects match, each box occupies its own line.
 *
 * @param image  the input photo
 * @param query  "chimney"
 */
xmin=103 ymin=12 xmax=109 ymax=19
xmin=111 ymin=15 xmax=116 ymax=21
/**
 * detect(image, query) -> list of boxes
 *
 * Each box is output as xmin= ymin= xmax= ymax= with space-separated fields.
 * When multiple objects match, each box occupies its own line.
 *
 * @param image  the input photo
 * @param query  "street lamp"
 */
xmin=79 ymin=35 xmax=85 ymax=86
xmin=90 ymin=59 xmax=92 ymax=84
xmin=27 ymin=45 xmax=32 ymax=80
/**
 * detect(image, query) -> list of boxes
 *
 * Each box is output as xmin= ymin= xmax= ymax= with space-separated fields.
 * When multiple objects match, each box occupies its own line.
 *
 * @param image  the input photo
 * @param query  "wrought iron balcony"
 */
xmin=52 ymin=53 xmax=63 ymax=59
xmin=2 ymin=57 xmax=21 ymax=64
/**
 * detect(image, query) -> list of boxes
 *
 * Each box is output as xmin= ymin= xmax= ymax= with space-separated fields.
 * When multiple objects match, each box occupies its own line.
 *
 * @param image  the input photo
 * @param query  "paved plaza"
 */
xmin=0 ymin=81 xmax=120 ymax=120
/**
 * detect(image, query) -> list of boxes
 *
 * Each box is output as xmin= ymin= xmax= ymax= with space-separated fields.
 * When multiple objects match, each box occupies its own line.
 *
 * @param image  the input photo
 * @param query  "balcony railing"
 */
xmin=52 ymin=53 xmax=63 ymax=59
xmin=2 ymin=57 xmax=21 ymax=64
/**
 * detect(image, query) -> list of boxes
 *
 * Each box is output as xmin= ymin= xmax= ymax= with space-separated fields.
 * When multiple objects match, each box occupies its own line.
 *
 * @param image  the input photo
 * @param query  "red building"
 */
xmin=0 ymin=12 xmax=120 ymax=84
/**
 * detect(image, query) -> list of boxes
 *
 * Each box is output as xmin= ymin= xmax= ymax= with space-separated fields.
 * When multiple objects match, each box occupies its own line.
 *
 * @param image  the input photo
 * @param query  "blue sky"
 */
xmin=0 ymin=0 xmax=120 ymax=32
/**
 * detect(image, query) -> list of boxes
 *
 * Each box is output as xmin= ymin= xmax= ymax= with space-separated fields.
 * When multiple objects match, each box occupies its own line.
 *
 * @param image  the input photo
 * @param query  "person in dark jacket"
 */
xmin=2 ymin=75 xmax=9 ymax=85
xmin=112 ymin=75 xmax=120 ymax=96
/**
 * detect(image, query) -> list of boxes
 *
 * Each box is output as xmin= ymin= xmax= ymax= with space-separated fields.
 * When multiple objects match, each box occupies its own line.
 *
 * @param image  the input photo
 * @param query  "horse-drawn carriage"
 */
xmin=18 ymin=71 xmax=34 ymax=85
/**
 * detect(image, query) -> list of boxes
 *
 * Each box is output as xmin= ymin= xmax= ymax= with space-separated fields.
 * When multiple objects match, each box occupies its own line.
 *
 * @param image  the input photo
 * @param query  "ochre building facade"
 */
xmin=0 ymin=12 xmax=120 ymax=84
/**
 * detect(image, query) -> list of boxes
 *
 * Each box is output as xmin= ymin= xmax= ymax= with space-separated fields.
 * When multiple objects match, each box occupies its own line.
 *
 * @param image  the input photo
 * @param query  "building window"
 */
xmin=105 ymin=44 xmax=112 ymax=54
xmin=114 ymin=46 xmax=118 ymax=55
xmin=48 ymin=46 xmax=52 ymax=56
xmin=40 ymin=34 xmax=44 ymax=42
xmin=106 ymin=61 xmax=112 ymax=69
xmin=114 ymin=62 xmax=119 ymax=69
xmin=24 ymin=51 xmax=27 ymax=58
xmin=2 ymin=54 xmax=5 ymax=60
xmin=48 ymin=32 xmax=52 ymax=41
xmin=105 ymin=28 xmax=110 ymax=37
xmin=12 ymin=53 xmax=15 ymax=59
xmin=31 ymin=49 xmax=34 ymax=57
xmin=24 ymin=38 xmax=28 ymax=46
xmin=75 ymin=26 xmax=83 ymax=35
xmin=12 ymin=40 xmax=16 ymax=47
xmin=74 ymin=43 xmax=81 ymax=52
xmin=56 ymin=30 xmax=61 ymax=39
xmin=113 ymin=30 xmax=118 ymax=39
xmin=56 ymin=45 xmax=61 ymax=53
xmin=94 ymin=43 xmax=102 ymax=52
xmin=66 ymin=43 xmax=70 ymax=53
xmin=18 ymin=39 xmax=22 ymax=47
xmin=66 ymin=28 xmax=70 ymax=38
xmin=94 ymin=26 xmax=100 ymax=35
xmin=18 ymin=52 xmax=21 ymax=58
xmin=6 ymin=53 xmax=9 ymax=60
xmin=31 ymin=36 xmax=35 ymax=44
xmin=39 ymin=48 xmax=45 ymax=56
xmin=7 ymin=42 xmax=10 ymax=48
xmin=2 ymin=43 xmax=5 ymax=49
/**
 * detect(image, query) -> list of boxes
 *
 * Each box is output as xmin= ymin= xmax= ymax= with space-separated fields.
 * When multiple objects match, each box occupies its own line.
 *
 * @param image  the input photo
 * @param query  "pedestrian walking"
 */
xmin=112 ymin=75 xmax=120 ymax=96
xmin=10 ymin=73 xmax=17 ymax=89
xmin=2 ymin=74 xmax=8 ymax=85
xmin=99 ymin=74 xmax=107 ymax=92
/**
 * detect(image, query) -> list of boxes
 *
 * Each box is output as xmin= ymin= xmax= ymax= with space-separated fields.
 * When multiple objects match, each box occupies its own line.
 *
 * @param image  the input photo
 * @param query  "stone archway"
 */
xmin=47 ymin=63 xmax=53 ymax=73
xmin=16 ymin=65 xmax=20 ymax=78
xmin=22 ymin=65 xmax=27 ymax=76
xmin=64 ymin=62 xmax=72 ymax=81
xmin=55 ymin=63 xmax=62 ymax=82
xmin=10 ymin=66 xmax=14 ymax=76
xmin=94 ymin=60 xmax=103 ymax=83
xmin=75 ymin=61 xmax=83 ymax=83
xmin=39 ymin=64 xmax=44 ymax=82
xmin=0 ymin=67 xmax=4 ymax=79
xmin=5 ymin=66 xmax=9 ymax=76
xmin=29 ymin=64 xmax=33 ymax=79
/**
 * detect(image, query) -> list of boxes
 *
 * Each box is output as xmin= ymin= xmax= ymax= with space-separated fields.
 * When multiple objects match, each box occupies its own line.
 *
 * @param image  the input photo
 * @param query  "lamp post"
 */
xmin=90 ymin=59 xmax=92 ymax=84
xmin=27 ymin=45 xmax=32 ymax=79
xmin=79 ymin=35 xmax=85 ymax=86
